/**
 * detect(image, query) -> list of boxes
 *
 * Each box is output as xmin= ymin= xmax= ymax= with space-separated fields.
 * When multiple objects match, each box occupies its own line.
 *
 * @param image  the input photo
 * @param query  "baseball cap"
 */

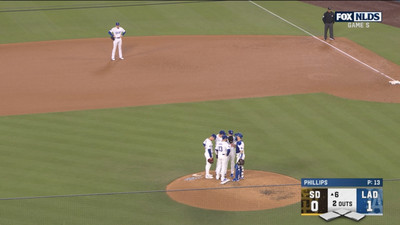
xmin=222 ymin=135 xmax=228 ymax=140
xmin=228 ymin=130 xmax=233 ymax=135
xmin=328 ymin=7 xmax=331 ymax=10
xmin=116 ymin=22 xmax=120 ymax=26
xmin=219 ymin=130 xmax=226 ymax=135
xmin=211 ymin=134 xmax=216 ymax=139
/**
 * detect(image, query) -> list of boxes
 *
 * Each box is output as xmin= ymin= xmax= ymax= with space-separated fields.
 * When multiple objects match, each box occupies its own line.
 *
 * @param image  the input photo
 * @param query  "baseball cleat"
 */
xmin=220 ymin=178 xmax=230 ymax=185
xmin=230 ymin=173 xmax=234 ymax=178
xmin=216 ymin=175 xmax=220 ymax=180
xmin=205 ymin=174 xmax=213 ymax=179
xmin=233 ymin=178 xmax=239 ymax=182
xmin=111 ymin=58 xmax=115 ymax=61
xmin=330 ymin=38 xmax=335 ymax=40
xmin=120 ymin=57 xmax=124 ymax=60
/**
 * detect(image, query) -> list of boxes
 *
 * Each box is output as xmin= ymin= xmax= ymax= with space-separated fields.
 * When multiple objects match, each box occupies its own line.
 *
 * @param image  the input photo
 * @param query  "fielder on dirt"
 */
xmin=108 ymin=22 xmax=126 ymax=61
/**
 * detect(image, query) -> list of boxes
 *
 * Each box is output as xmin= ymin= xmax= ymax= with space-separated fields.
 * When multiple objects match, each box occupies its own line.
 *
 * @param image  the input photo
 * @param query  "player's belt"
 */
xmin=116 ymin=37 xmax=121 ymax=39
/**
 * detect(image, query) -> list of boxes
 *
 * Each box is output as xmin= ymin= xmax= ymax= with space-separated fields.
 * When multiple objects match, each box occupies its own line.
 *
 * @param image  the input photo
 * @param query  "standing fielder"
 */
xmin=203 ymin=134 xmax=216 ymax=179
xmin=215 ymin=135 xmax=231 ymax=184
xmin=108 ymin=22 xmax=126 ymax=60
xmin=233 ymin=133 xmax=245 ymax=181
xmin=214 ymin=130 xmax=226 ymax=180
xmin=227 ymin=130 xmax=236 ymax=178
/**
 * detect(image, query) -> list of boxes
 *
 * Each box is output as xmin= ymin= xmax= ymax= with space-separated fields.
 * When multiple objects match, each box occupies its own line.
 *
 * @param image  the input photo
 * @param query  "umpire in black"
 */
xmin=322 ymin=7 xmax=335 ymax=40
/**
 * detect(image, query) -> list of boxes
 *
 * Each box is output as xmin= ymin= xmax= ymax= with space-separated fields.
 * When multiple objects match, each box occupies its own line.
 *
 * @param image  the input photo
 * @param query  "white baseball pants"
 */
xmin=204 ymin=152 xmax=212 ymax=176
xmin=216 ymin=154 xmax=229 ymax=181
xmin=111 ymin=38 xmax=123 ymax=59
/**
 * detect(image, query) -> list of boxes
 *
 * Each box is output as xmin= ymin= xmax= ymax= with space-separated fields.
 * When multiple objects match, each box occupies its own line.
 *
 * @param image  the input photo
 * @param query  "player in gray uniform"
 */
xmin=227 ymin=130 xmax=236 ymax=178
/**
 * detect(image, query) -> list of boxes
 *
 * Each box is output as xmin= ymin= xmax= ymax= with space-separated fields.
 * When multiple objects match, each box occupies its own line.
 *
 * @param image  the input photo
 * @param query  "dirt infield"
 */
xmin=1 ymin=35 xmax=400 ymax=116
xmin=166 ymin=170 xmax=300 ymax=211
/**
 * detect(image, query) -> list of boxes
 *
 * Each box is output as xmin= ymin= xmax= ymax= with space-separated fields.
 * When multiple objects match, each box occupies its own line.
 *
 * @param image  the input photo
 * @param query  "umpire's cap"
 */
xmin=219 ymin=130 xmax=226 ymax=135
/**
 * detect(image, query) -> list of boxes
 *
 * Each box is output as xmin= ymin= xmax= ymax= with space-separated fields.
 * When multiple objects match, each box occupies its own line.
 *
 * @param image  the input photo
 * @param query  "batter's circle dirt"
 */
xmin=166 ymin=170 xmax=300 ymax=211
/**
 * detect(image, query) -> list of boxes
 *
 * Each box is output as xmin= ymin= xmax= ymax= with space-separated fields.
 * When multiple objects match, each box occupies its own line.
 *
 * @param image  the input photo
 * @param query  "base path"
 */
xmin=166 ymin=170 xmax=300 ymax=211
xmin=1 ymin=35 xmax=400 ymax=116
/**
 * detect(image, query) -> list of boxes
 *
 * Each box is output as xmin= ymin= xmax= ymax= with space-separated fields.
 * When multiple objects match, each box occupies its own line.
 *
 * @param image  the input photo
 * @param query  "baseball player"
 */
xmin=214 ymin=130 xmax=226 ymax=180
xmin=108 ymin=22 xmax=126 ymax=61
xmin=203 ymin=134 xmax=216 ymax=179
xmin=227 ymin=130 xmax=236 ymax=178
xmin=233 ymin=133 xmax=245 ymax=181
xmin=215 ymin=135 xmax=231 ymax=184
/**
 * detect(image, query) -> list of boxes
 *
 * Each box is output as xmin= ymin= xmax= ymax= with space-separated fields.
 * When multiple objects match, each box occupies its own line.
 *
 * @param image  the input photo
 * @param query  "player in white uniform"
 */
xmin=215 ymin=135 xmax=231 ymax=184
xmin=203 ymin=134 xmax=216 ymax=179
xmin=108 ymin=22 xmax=126 ymax=61
xmin=227 ymin=130 xmax=236 ymax=178
xmin=233 ymin=133 xmax=245 ymax=181
xmin=214 ymin=130 xmax=226 ymax=180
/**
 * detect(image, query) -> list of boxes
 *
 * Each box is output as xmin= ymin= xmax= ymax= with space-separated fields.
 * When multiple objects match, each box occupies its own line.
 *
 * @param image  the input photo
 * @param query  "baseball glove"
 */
xmin=208 ymin=158 xmax=214 ymax=164
xmin=111 ymin=36 xmax=115 ymax=41
xmin=237 ymin=159 xmax=245 ymax=165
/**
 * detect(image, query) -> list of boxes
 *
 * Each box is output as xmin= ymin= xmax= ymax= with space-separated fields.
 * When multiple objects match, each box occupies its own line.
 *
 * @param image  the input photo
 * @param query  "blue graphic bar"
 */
xmin=301 ymin=178 xmax=383 ymax=187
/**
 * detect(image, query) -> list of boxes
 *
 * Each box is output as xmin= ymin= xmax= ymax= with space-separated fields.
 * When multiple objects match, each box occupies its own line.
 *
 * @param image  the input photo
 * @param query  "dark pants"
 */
xmin=324 ymin=23 xmax=334 ymax=40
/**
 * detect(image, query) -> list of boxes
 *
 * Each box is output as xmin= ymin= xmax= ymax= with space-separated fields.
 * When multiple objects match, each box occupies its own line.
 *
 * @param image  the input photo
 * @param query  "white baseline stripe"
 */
xmin=249 ymin=0 xmax=397 ymax=81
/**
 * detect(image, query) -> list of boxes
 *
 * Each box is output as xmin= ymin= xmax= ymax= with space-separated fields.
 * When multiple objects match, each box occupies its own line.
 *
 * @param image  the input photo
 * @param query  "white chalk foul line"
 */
xmin=248 ymin=0 xmax=397 ymax=82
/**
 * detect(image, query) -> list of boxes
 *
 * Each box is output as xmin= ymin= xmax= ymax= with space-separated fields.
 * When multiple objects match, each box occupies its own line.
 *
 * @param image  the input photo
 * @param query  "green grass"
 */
xmin=0 ymin=94 xmax=399 ymax=225
xmin=0 ymin=1 xmax=398 ymax=64
xmin=0 ymin=1 xmax=399 ymax=224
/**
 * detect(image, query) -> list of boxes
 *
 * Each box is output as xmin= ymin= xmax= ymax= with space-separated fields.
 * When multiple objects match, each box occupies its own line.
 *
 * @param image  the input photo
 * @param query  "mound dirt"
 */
xmin=166 ymin=170 xmax=300 ymax=211
xmin=1 ymin=35 xmax=400 ymax=116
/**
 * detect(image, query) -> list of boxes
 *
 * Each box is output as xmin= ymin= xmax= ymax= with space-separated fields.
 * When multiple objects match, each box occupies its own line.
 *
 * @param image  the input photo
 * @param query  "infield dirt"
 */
xmin=1 ymin=35 xmax=400 ymax=116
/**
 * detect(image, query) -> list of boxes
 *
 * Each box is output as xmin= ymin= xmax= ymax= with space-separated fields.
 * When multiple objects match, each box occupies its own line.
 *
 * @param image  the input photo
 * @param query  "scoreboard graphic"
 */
xmin=301 ymin=178 xmax=383 ymax=221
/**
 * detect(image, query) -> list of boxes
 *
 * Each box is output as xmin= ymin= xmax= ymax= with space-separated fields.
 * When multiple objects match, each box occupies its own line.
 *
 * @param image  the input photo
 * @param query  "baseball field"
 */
xmin=0 ymin=1 xmax=399 ymax=225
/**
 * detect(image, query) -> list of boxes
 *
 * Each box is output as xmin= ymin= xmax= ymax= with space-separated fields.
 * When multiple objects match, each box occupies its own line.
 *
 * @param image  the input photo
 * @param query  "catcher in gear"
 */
xmin=233 ymin=133 xmax=245 ymax=181
xmin=203 ymin=134 xmax=216 ymax=179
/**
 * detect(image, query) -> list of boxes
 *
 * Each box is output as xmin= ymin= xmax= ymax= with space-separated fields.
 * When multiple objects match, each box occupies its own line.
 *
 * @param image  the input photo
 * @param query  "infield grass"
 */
xmin=0 ymin=94 xmax=399 ymax=225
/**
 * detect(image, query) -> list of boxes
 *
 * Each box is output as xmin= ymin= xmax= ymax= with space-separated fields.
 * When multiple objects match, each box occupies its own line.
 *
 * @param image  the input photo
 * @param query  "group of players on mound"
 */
xmin=203 ymin=130 xmax=245 ymax=184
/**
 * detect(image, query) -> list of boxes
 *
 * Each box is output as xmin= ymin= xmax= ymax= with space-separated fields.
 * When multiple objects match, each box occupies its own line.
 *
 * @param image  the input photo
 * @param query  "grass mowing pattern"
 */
xmin=0 ymin=93 xmax=399 ymax=225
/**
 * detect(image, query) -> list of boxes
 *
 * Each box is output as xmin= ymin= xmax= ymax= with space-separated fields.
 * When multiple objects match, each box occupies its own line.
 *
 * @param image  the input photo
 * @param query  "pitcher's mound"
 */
xmin=166 ymin=170 xmax=300 ymax=211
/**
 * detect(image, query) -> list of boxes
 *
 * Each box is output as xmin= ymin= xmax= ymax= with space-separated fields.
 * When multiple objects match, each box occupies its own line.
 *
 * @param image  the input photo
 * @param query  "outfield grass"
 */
xmin=0 ymin=1 xmax=398 ymax=64
xmin=1 ymin=1 xmax=399 ymax=224
xmin=0 ymin=94 xmax=399 ymax=225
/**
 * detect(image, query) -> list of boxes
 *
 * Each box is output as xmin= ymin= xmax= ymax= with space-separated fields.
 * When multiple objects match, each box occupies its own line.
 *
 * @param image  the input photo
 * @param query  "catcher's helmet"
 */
xmin=235 ymin=133 xmax=243 ymax=138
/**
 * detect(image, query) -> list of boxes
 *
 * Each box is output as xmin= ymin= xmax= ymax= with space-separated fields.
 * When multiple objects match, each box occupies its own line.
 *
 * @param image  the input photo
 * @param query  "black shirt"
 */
xmin=323 ymin=11 xmax=335 ymax=24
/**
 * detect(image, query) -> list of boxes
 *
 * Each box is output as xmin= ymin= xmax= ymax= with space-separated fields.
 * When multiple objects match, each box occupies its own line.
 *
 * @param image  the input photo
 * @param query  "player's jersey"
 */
xmin=216 ymin=141 xmax=231 ymax=156
xmin=236 ymin=141 xmax=244 ymax=154
xmin=214 ymin=135 xmax=223 ymax=151
xmin=203 ymin=138 xmax=213 ymax=158
xmin=109 ymin=27 xmax=126 ymax=38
